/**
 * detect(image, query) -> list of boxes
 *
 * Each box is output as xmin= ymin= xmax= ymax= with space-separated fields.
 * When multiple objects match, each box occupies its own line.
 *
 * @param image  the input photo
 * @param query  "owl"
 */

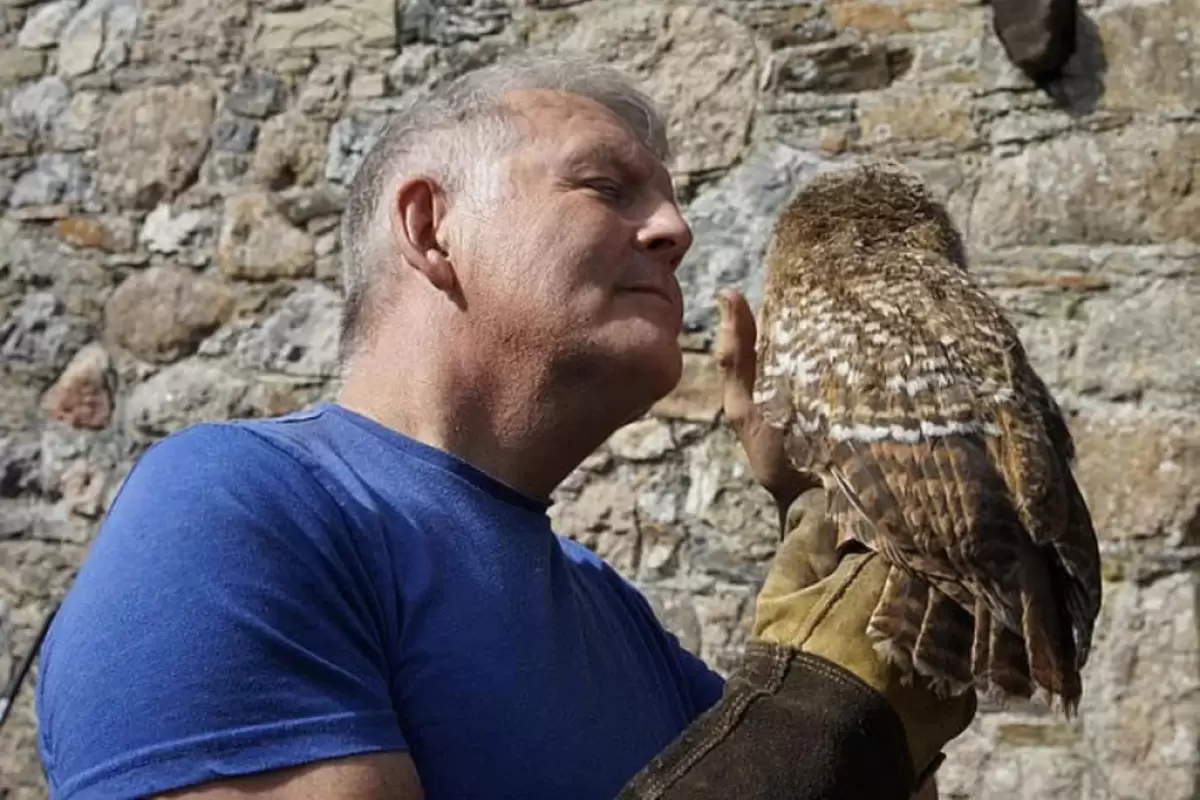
xmin=752 ymin=161 xmax=1102 ymax=712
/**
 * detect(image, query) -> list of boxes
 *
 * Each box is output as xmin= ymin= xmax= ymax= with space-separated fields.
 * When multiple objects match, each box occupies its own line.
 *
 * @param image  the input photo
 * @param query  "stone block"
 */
xmin=0 ymin=49 xmax=46 ymax=85
xmin=57 ymin=0 xmax=137 ymax=77
xmin=1097 ymin=0 xmax=1200 ymax=114
xmin=103 ymin=266 xmax=236 ymax=364
xmin=16 ymin=0 xmax=77 ymax=49
xmin=774 ymin=40 xmax=910 ymax=93
xmin=971 ymin=125 xmax=1200 ymax=249
xmin=1070 ymin=413 xmax=1199 ymax=542
xmin=1066 ymin=279 xmax=1200 ymax=407
xmin=233 ymin=282 xmax=342 ymax=378
xmin=216 ymin=191 xmax=316 ymax=280
xmin=856 ymin=85 xmax=977 ymax=150
xmin=249 ymin=113 xmax=330 ymax=189
xmin=54 ymin=214 xmax=135 ymax=252
xmin=529 ymin=3 xmax=761 ymax=176
xmin=253 ymin=0 xmax=395 ymax=52
xmin=40 ymin=342 xmax=112 ymax=430
xmin=95 ymin=83 xmax=215 ymax=209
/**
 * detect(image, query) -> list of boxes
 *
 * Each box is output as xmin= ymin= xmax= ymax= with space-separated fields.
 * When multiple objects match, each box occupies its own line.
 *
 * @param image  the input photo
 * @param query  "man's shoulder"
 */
xmin=133 ymin=405 xmax=339 ymax=490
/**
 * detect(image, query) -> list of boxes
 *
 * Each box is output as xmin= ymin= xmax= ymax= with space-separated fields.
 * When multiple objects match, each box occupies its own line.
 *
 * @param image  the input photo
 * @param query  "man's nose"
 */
xmin=638 ymin=200 xmax=693 ymax=272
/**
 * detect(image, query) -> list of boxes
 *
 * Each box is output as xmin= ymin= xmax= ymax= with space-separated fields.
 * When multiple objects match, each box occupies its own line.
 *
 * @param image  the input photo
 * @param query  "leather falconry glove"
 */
xmin=618 ymin=289 xmax=976 ymax=800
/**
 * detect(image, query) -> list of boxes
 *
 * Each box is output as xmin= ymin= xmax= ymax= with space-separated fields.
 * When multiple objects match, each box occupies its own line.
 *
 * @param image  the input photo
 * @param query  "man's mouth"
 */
xmin=620 ymin=284 xmax=684 ymax=326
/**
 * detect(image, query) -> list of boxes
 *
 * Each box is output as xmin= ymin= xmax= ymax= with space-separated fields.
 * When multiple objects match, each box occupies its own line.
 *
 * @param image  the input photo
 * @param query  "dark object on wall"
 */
xmin=990 ymin=0 xmax=1080 ymax=84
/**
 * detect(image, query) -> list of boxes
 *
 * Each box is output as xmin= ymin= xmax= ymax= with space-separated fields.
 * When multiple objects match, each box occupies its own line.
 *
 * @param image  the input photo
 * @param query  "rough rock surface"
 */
xmin=1 ymin=1 xmax=1197 ymax=798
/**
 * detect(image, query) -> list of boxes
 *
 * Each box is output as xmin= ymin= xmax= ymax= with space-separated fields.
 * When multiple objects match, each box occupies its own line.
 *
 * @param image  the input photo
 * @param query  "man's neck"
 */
xmin=336 ymin=333 xmax=625 ymax=503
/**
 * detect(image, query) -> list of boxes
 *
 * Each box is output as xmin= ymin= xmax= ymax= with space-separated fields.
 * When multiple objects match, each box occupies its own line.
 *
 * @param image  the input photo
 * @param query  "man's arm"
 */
xmin=36 ymin=424 xmax=415 ymax=799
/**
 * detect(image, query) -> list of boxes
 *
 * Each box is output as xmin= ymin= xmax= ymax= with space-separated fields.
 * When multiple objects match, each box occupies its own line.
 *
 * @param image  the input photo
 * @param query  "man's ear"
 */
xmin=391 ymin=175 xmax=458 ymax=295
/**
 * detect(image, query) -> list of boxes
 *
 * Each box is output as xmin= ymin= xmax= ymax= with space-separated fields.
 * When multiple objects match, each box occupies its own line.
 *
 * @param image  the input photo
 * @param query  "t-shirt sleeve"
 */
xmin=668 ymin=631 xmax=726 ymax=714
xmin=35 ymin=423 xmax=406 ymax=800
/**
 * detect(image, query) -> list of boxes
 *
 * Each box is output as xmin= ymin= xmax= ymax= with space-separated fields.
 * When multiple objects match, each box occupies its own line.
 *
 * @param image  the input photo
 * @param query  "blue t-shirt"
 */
xmin=36 ymin=402 xmax=725 ymax=799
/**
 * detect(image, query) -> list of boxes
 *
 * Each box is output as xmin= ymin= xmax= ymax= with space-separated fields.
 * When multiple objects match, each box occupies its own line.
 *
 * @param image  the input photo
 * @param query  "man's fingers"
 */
xmin=714 ymin=288 xmax=757 ymax=427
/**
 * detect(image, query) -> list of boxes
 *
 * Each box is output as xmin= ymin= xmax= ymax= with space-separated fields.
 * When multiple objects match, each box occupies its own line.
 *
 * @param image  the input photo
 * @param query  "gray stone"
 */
xmin=50 ymin=89 xmax=100 ymax=151
xmin=216 ymin=191 xmax=315 ymax=280
xmin=138 ymin=203 xmax=212 ymax=254
xmin=399 ymin=0 xmax=509 ymax=46
xmin=0 ymin=435 xmax=41 ymax=498
xmin=253 ymin=0 xmax=395 ymax=52
xmin=324 ymin=111 xmax=389 ymax=184
xmin=95 ymin=83 xmax=215 ymax=209
xmin=103 ymin=267 xmax=236 ymax=364
xmin=1068 ymin=280 xmax=1200 ymax=408
xmin=0 ymin=49 xmax=46 ymax=85
xmin=123 ymin=361 xmax=252 ymax=437
xmin=296 ymin=58 xmax=351 ymax=121
xmin=774 ymin=39 xmax=910 ymax=94
xmin=57 ymin=0 xmax=138 ymax=77
xmin=249 ymin=112 xmax=329 ymax=188
xmin=855 ymin=84 xmax=977 ymax=151
xmin=531 ymin=3 xmax=762 ymax=176
xmin=386 ymin=44 xmax=439 ymax=89
xmin=651 ymin=351 xmax=724 ymax=423
xmin=212 ymin=114 xmax=258 ymax=153
xmin=17 ymin=0 xmax=78 ymax=49
xmin=0 ymin=292 xmax=93 ymax=380
xmin=7 ymin=153 xmax=91 ymax=209
xmin=349 ymin=72 xmax=386 ymax=100
xmin=144 ymin=0 xmax=250 ymax=65
xmin=1098 ymin=0 xmax=1200 ymax=113
xmin=970 ymin=125 xmax=1200 ymax=249
xmin=734 ymin=4 xmax=837 ymax=48
xmin=234 ymin=282 xmax=342 ymax=379
xmin=1070 ymin=413 xmax=1200 ymax=543
xmin=274 ymin=184 xmax=346 ymax=225
xmin=225 ymin=68 xmax=284 ymax=119
xmin=7 ymin=75 xmax=69 ymax=137
xmin=675 ymin=142 xmax=844 ymax=346
xmin=608 ymin=418 xmax=676 ymax=462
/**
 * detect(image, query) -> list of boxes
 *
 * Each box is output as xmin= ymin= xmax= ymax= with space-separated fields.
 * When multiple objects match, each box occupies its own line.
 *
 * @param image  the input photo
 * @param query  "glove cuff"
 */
xmin=619 ymin=641 xmax=931 ymax=800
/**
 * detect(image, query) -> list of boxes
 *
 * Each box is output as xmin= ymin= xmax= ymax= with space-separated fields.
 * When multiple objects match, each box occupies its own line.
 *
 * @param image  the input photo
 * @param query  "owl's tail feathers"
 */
xmin=866 ymin=557 xmax=1083 ymax=715
xmin=866 ymin=566 xmax=976 ymax=698
xmin=1016 ymin=549 xmax=1084 ymax=715
xmin=977 ymin=605 xmax=1035 ymax=702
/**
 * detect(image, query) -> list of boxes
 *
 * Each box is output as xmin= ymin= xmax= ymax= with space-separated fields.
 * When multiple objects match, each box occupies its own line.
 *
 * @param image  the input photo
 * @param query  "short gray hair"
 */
xmin=338 ymin=54 xmax=671 ymax=361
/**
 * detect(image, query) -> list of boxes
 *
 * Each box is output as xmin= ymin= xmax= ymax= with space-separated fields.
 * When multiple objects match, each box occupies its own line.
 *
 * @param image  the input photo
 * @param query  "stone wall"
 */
xmin=1 ymin=0 xmax=1197 ymax=797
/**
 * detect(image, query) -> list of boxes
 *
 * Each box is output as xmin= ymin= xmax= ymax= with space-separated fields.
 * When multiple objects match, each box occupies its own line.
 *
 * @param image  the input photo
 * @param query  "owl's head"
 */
xmin=770 ymin=161 xmax=968 ymax=271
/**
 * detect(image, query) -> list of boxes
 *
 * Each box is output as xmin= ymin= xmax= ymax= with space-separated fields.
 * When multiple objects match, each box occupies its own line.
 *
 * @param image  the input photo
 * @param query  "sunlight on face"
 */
xmin=454 ymin=89 xmax=694 ymax=408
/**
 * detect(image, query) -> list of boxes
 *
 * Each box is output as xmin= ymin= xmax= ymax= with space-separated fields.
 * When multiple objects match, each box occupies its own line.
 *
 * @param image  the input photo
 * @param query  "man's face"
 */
xmin=451 ymin=89 xmax=693 ymax=406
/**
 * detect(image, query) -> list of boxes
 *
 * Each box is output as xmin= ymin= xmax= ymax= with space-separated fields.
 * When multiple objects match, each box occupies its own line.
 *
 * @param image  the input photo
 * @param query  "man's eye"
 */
xmin=586 ymin=179 xmax=625 ymax=201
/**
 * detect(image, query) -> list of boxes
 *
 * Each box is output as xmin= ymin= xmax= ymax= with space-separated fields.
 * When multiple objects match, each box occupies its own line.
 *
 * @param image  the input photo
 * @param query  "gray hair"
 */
xmin=338 ymin=54 xmax=672 ymax=361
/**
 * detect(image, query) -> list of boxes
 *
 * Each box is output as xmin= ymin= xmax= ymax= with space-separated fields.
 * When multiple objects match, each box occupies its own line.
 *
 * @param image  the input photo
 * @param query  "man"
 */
xmin=35 ymin=56 xmax=973 ymax=799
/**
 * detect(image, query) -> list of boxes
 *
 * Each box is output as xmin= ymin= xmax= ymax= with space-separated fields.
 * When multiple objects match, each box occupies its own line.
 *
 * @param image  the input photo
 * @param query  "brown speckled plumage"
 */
xmin=754 ymin=161 xmax=1102 ymax=712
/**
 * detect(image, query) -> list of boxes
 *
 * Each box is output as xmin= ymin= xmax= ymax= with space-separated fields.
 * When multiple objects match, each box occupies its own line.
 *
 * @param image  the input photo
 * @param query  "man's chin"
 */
xmin=615 ymin=343 xmax=683 ymax=418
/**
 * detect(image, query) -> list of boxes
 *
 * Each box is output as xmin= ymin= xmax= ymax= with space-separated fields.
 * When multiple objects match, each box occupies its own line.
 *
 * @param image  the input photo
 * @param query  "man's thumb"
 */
xmin=714 ymin=289 xmax=757 ymax=426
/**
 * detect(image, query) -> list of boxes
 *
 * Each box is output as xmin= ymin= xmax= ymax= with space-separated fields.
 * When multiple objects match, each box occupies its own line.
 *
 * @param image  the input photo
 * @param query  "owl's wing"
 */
xmin=754 ymin=249 xmax=1100 ymax=672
